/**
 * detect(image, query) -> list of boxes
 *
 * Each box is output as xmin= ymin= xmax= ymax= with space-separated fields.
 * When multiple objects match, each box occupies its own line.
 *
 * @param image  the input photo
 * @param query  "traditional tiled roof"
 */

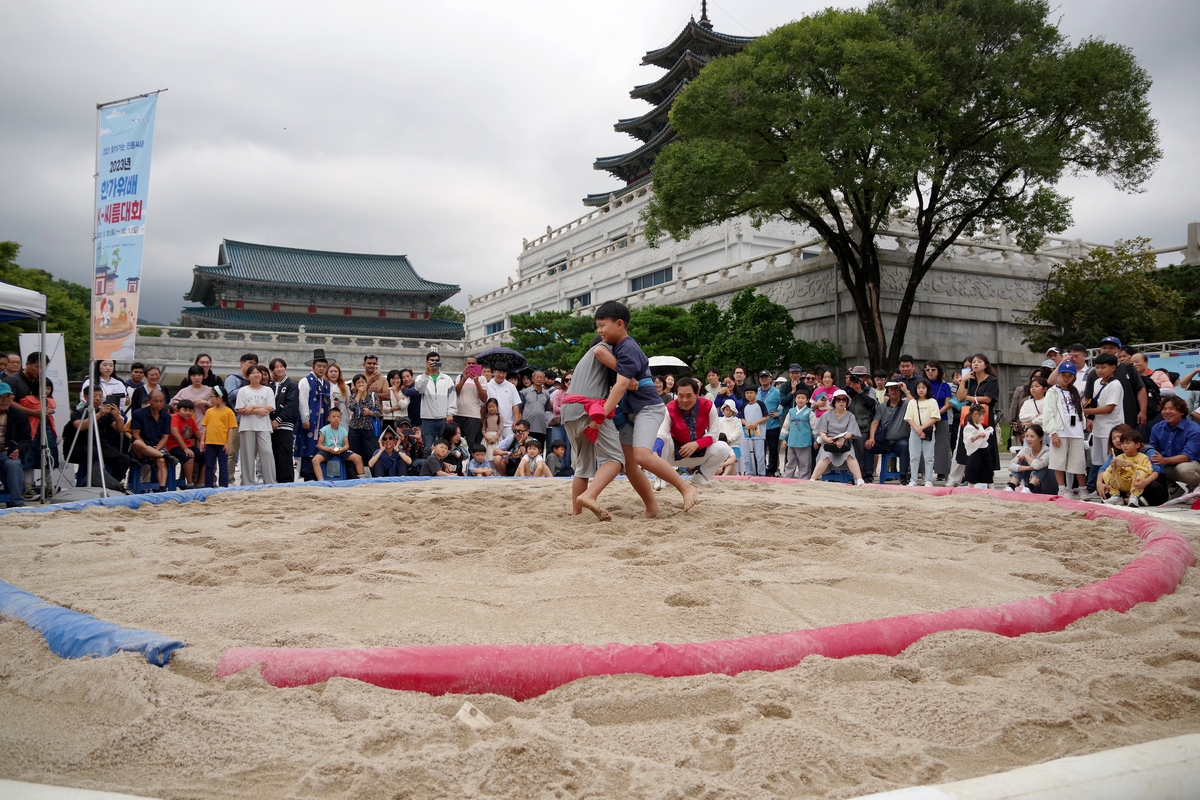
xmin=186 ymin=240 xmax=458 ymax=301
xmin=615 ymin=79 xmax=688 ymax=142
xmin=585 ymin=16 xmax=754 ymax=206
xmin=630 ymin=51 xmax=710 ymax=104
xmin=180 ymin=307 xmax=464 ymax=339
xmin=582 ymin=173 xmax=654 ymax=208
xmin=641 ymin=19 xmax=754 ymax=69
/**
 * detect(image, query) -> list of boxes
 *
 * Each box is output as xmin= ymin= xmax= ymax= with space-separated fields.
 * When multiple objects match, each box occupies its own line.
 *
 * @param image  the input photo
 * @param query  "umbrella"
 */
xmin=648 ymin=355 xmax=690 ymax=376
xmin=477 ymin=346 xmax=527 ymax=373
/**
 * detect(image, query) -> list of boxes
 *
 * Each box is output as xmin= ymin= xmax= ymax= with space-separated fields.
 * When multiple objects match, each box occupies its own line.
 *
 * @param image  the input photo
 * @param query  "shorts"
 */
xmin=565 ymin=416 xmax=624 ymax=480
xmin=1048 ymin=435 xmax=1087 ymax=474
xmin=169 ymin=446 xmax=194 ymax=463
xmin=618 ymin=404 xmax=666 ymax=450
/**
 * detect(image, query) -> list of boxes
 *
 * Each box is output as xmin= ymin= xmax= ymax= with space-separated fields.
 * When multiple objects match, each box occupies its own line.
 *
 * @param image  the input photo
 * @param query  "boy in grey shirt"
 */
xmin=562 ymin=336 xmax=624 ymax=521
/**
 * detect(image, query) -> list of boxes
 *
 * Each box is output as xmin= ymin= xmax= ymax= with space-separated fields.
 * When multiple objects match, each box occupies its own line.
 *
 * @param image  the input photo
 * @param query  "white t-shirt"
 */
xmin=1054 ymin=388 xmax=1085 ymax=439
xmin=235 ymin=386 xmax=276 ymax=433
xmin=486 ymin=380 xmax=522 ymax=436
xmin=1091 ymin=379 xmax=1125 ymax=463
xmin=457 ymin=375 xmax=485 ymax=419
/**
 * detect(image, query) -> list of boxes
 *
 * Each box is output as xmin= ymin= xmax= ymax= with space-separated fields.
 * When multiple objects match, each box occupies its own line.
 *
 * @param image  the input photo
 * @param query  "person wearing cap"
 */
xmin=714 ymin=397 xmax=744 ymax=475
xmin=0 ymin=382 xmax=32 ymax=506
xmin=297 ymin=349 xmax=333 ymax=480
xmin=652 ymin=377 xmax=734 ymax=487
xmin=759 ymin=370 xmax=784 ymax=476
xmin=221 ymin=353 xmax=258 ymax=479
xmin=809 ymin=390 xmax=866 ymax=485
xmin=1046 ymin=344 xmax=1089 ymax=390
xmin=1042 ymin=359 xmax=1088 ymax=497
xmin=1042 ymin=347 xmax=1063 ymax=370
xmin=1084 ymin=336 xmax=1147 ymax=431
xmin=865 ymin=380 xmax=910 ymax=482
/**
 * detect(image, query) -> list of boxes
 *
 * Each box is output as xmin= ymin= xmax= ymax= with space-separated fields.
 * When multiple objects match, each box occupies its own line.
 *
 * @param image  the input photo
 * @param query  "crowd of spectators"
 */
xmin=1 ymin=334 xmax=1198 ymax=509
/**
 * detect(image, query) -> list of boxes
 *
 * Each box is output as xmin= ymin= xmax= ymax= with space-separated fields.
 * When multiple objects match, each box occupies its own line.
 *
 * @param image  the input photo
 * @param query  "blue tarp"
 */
xmin=0 ymin=579 xmax=185 ymax=665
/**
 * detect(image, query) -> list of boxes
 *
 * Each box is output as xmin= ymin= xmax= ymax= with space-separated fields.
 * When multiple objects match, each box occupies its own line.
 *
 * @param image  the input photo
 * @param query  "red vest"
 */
xmin=667 ymin=397 xmax=715 ymax=449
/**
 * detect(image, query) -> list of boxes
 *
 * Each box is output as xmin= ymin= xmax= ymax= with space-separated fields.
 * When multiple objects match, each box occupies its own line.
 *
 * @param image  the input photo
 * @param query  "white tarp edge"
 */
xmin=0 ymin=280 xmax=47 ymax=321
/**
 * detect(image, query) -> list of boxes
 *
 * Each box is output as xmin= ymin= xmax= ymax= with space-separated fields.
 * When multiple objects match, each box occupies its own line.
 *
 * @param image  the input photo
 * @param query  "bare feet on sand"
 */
xmin=572 ymin=498 xmax=582 ymax=516
xmin=643 ymin=499 xmax=662 ymax=519
xmin=577 ymin=495 xmax=612 ymax=522
xmin=681 ymin=485 xmax=699 ymax=512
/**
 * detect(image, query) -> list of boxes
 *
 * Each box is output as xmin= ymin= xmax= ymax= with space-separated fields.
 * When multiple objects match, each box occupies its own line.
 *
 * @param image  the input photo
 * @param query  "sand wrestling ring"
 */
xmin=2 ymin=476 xmax=1199 ymax=799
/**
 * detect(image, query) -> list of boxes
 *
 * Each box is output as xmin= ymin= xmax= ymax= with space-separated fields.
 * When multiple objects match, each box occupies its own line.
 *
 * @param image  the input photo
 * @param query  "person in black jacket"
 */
xmin=0 ymin=383 xmax=33 ymax=506
xmin=269 ymin=358 xmax=299 ymax=483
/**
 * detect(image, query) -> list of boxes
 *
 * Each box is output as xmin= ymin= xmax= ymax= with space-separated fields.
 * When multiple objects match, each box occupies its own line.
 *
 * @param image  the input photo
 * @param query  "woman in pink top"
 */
xmin=809 ymin=370 xmax=837 ymax=417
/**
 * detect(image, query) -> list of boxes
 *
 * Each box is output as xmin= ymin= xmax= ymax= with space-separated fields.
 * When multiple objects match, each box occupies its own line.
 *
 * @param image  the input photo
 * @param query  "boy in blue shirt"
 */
xmin=466 ymin=443 xmax=495 ymax=476
xmin=592 ymin=301 xmax=697 ymax=515
xmin=312 ymin=408 xmax=364 ymax=480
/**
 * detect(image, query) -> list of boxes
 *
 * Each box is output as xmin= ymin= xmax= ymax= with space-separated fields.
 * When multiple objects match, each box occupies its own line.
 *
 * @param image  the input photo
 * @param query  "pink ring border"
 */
xmin=217 ymin=481 xmax=1195 ymax=700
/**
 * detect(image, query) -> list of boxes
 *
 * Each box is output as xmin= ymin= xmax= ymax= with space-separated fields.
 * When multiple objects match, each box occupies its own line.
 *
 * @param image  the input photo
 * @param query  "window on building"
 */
xmin=568 ymin=292 xmax=591 ymax=310
xmin=485 ymin=320 xmax=506 ymax=335
xmin=611 ymin=231 xmax=629 ymax=249
xmin=630 ymin=267 xmax=672 ymax=292
xmin=546 ymin=257 xmax=566 ymax=276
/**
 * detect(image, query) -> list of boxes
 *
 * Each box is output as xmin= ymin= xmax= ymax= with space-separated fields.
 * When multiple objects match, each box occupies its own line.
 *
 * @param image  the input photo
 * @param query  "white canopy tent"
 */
xmin=0 ymin=280 xmax=48 ymax=503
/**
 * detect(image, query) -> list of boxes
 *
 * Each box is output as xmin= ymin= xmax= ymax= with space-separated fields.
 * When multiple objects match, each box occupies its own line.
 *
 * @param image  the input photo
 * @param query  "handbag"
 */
xmin=824 ymin=438 xmax=852 ymax=454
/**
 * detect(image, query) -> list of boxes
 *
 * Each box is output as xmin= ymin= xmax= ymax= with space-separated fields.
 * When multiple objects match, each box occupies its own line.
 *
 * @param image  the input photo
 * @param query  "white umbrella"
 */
xmin=648 ymin=355 xmax=690 ymax=376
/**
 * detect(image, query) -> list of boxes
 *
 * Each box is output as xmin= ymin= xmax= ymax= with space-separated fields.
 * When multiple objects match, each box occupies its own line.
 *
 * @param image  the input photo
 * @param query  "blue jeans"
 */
xmin=872 ymin=437 xmax=910 ymax=479
xmin=420 ymin=419 xmax=446 ymax=456
xmin=1 ymin=450 xmax=26 ymax=506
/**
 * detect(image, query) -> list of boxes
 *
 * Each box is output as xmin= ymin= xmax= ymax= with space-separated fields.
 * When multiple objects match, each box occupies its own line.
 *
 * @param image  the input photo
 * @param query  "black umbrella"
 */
xmin=477 ymin=346 xmax=527 ymax=373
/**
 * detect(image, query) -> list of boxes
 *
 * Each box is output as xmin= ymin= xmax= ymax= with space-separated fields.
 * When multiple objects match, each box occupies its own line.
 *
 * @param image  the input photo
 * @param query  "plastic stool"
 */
xmin=878 ymin=453 xmax=903 ymax=484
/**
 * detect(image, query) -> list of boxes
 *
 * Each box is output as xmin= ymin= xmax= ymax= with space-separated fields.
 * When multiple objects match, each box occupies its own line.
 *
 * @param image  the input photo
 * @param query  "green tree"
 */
xmin=507 ymin=311 xmax=596 ymax=374
xmin=1020 ymin=239 xmax=1185 ymax=352
xmin=628 ymin=305 xmax=696 ymax=364
xmin=643 ymin=0 xmax=1160 ymax=370
xmin=1152 ymin=263 xmax=1200 ymax=339
xmin=0 ymin=241 xmax=92 ymax=378
xmin=689 ymin=288 xmax=842 ymax=375
xmin=431 ymin=303 xmax=465 ymax=324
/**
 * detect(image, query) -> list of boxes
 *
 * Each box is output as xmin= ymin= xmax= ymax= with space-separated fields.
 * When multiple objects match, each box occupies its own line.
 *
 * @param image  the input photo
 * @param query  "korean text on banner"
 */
xmin=92 ymin=94 xmax=158 ymax=360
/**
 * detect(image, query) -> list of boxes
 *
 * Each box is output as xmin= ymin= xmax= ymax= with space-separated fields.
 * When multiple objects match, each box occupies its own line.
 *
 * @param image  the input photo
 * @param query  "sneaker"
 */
xmin=1079 ymin=490 xmax=1100 ymax=501
xmin=1076 ymin=488 xmax=1091 ymax=501
xmin=855 ymin=479 xmax=866 ymax=486
xmin=1019 ymin=486 xmax=1032 ymax=494
xmin=973 ymin=483 xmax=990 ymax=490
xmin=925 ymin=481 xmax=934 ymax=488
xmin=1057 ymin=487 xmax=1071 ymax=498
xmin=1103 ymin=494 xmax=1123 ymax=505
xmin=1003 ymin=486 xmax=1015 ymax=492
xmin=1134 ymin=495 xmax=1149 ymax=507
xmin=652 ymin=478 xmax=665 ymax=492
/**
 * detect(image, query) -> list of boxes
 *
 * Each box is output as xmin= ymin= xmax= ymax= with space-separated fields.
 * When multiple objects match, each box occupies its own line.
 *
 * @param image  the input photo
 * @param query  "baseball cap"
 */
xmin=1099 ymin=336 xmax=1122 ymax=348
xmin=774 ymin=376 xmax=786 ymax=384
xmin=1046 ymin=346 xmax=1061 ymax=355
xmin=759 ymin=370 xmax=772 ymax=377
xmin=0 ymin=383 xmax=12 ymax=397
xmin=1058 ymin=361 xmax=1078 ymax=375
xmin=788 ymin=363 xmax=803 ymax=372
xmin=884 ymin=380 xmax=903 ymax=388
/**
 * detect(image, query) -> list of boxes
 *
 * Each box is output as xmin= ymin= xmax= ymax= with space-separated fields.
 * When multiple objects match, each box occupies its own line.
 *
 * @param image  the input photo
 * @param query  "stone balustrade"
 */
xmin=522 ymin=204 xmax=613 ymax=252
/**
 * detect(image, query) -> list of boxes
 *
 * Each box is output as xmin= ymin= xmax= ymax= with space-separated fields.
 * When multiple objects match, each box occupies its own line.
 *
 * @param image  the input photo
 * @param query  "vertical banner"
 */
xmin=19 ymin=332 xmax=68 ymax=439
xmin=93 ymin=93 xmax=159 ymax=360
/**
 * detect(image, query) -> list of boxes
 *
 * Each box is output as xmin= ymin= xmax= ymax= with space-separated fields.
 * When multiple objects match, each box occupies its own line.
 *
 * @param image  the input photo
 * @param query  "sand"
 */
xmin=0 ymin=479 xmax=1198 ymax=799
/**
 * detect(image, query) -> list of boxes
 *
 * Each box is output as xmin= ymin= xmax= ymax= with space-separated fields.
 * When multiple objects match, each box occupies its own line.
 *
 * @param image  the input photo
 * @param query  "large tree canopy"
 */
xmin=1020 ymin=239 xmax=1185 ymax=352
xmin=643 ymin=0 xmax=1161 ymax=369
xmin=0 ymin=241 xmax=92 ymax=377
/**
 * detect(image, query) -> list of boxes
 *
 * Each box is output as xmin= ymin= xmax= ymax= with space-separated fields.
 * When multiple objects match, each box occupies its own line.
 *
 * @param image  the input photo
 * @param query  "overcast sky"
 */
xmin=2 ymin=0 xmax=1196 ymax=324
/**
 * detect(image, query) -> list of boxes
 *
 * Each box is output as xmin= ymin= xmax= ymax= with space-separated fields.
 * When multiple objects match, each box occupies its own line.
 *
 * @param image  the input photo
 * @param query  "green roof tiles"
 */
xmin=180 ymin=307 xmax=464 ymax=339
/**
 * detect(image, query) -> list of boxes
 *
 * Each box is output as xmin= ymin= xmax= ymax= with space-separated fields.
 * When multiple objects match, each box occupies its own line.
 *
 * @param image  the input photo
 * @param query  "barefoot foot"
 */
xmin=572 ymin=498 xmax=582 ymax=516
xmin=680 ymin=485 xmax=699 ymax=512
xmin=578 ymin=495 xmax=612 ymax=522
xmin=643 ymin=500 xmax=662 ymax=519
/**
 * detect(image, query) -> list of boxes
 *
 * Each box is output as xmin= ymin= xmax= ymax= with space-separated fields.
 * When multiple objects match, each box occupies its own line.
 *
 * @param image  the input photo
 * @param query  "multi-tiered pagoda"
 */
xmin=182 ymin=239 xmax=463 ymax=339
xmin=584 ymin=4 xmax=754 ymax=206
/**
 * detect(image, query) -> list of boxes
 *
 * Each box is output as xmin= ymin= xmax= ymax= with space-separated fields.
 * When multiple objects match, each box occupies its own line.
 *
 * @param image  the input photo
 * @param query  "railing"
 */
xmin=520 ymin=184 xmax=656 ymax=252
xmin=134 ymin=324 xmax=466 ymax=352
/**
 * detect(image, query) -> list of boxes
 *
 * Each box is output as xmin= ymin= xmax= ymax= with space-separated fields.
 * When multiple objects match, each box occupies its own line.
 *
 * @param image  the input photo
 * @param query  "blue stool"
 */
xmin=821 ymin=468 xmax=854 ymax=484
xmin=128 ymin=457 xmax=178 ymax=494
xmin=322 ymin=454 xmax=348 ymax=481
xmin=878 ymin=453 xmax=903 ymax=484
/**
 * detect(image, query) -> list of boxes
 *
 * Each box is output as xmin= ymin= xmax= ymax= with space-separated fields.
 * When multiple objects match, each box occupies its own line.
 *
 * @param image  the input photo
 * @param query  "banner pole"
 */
xmin=97 ymin=88 xmax=167 ymax=110
xmin=87 ymin=101 xmax=106 ymax=498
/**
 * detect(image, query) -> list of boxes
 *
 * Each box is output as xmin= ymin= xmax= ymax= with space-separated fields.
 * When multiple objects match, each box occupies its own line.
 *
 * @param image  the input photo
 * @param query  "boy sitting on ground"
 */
xmin=516 ymin=437 xmax=553 ymax=477
xmin=312 ymin=407 xmax=364 ymax=480
xmin=466 ymin=443 xmax=495 ymax=476
xmin=420 ymin=439 xmax=455 ymax=476
xmin=1101 ymin=430 xmax=1154 ymax=506
xmin=545 ymin=440 xmax=568 ymax=477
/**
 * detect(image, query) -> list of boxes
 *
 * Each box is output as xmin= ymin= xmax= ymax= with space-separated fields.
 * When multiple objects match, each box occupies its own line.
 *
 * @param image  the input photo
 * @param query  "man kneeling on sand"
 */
xmin=562 ymin=335 xmax=624 ymax=521
xmin=652 ymin=376 xmax=733 ymax=488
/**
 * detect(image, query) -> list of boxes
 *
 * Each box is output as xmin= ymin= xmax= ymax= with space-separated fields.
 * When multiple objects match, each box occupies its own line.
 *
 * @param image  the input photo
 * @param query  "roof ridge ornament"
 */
xmin=700 ymin=0 xmax=713 ymax=29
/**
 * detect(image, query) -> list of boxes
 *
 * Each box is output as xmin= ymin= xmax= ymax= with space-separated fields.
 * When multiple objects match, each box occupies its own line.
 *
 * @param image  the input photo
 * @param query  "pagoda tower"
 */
xmin=584 ymin=3 xmax=754 ymax=206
